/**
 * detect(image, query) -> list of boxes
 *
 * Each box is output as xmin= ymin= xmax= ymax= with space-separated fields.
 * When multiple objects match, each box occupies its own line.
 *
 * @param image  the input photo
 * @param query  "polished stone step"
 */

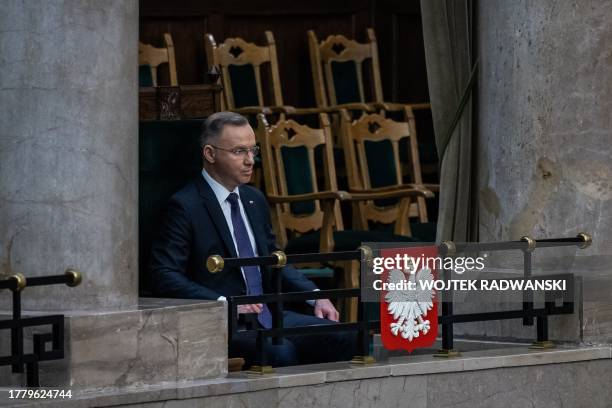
xmin=3 ymin=345 xmax=610 ymax=407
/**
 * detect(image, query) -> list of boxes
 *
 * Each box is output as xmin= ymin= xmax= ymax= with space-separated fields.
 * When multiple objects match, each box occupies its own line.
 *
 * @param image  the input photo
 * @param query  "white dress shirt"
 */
xmin=202 ymin=169 xmax=256 ymax=301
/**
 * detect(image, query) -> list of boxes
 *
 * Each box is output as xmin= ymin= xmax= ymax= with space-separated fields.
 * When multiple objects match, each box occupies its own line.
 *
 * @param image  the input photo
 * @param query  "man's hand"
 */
xmin=237 ymin=303 xmax=263 ymax=314
xmin=314 ymin=298 xmax=339 ymax=322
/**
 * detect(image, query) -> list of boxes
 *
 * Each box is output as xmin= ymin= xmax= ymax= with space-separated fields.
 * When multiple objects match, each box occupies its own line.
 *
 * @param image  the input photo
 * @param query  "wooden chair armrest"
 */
xmin=267 ymin=105 xmax=299 ymax=114
xmin=267 ymin=191 xmax=348 ymax=252
xmin=406 ymin=102 xmax=432 ymax=111
xmin=347 ymin=185 xmax=406 ymax=193
xmin=325 ymin=103 xmax=375 ymax=112
xmin=233 ymin=106 xmax=272 ymax=115
xmin=233 ymin=105 xmax=303 ymax=115
xmin=422 ymin=183 xmax=440 ymax=192
xmin=289 ymin=107 xmax=331 ymax=115
xmin=364 ymin=183 xmax=439 ymax=194
xmin=267 ymin=190 xmax=351 ymax=204
xmin=268 ymin=106 xmax=331 ymax=115
xmin=348 ymin=186 xmax=434 ymax=201
xmin=373 ymin=102 xmax=432 ymax=112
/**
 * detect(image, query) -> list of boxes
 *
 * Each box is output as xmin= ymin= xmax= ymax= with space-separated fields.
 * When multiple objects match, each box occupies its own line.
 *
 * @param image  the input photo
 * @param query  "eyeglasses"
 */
xmin=209 ymin=145 xmax=260 ymax=157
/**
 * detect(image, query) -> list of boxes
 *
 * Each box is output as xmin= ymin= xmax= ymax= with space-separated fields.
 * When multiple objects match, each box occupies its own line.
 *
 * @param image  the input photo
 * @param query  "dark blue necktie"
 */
xmin=227 ymin=192 xmax=272 ymax=328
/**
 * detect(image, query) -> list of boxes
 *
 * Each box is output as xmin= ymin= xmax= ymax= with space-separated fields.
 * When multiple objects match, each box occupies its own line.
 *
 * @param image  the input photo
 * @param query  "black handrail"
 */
xmin=209 ymin=248 xmax=375 ymax=369
xmin=206 ymin=233 xmax=591 ymax=367
xmin=437 ymin=234 xmax=589 ymax=353
xmin=1 ymin=269 xmax=82 ymax=386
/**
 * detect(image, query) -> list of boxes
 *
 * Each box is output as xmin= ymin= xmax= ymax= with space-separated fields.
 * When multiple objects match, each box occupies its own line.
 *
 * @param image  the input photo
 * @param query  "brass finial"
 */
xmin=358 ymin=245 xmax=373 ymax=262
xmin=65 ymin=269 xmax=82 ymax=287
xmin=520 ymin=236 xmax=536 ymax=253
xmin=441 ymin=240 xmax=456 ymax=256
xmin=8 ymin=273 xmax=26 ymax=292
xmin=271 ymin=251 xmax=287 ymax=268
xmin=206 ymin=255 xmax=225 ymax=273
xmin=358 ymin=245 xmax=373 ymax=269
xmin=577 ymin=232 xmax=592 ymax=249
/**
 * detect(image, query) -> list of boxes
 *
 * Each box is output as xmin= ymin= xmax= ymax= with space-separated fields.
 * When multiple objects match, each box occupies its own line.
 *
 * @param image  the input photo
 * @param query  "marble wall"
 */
xmin=64 ymin=348 xmax=612 ymax=408
xmin=477 ymin=0 xmax=612 ymax=343
xmin=0 ymin=299 xmax=228 ymax=390
xmin=0 ymin=0 xmax=139 ymax=310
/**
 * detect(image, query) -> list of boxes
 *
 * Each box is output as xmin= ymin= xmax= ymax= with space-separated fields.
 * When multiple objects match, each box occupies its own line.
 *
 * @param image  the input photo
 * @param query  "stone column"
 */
xmin=0 ymin=0 xmax=138 ymax=310
xmin=0 ymin=2 xmax=228 ymax=389
xmin=477 ymin=0 xmax=612 ymax=343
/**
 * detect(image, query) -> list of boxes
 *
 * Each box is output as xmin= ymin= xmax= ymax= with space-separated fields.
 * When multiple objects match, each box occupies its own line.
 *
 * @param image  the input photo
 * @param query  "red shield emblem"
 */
xmin=379 ymin=245 xmax=438 ymax=352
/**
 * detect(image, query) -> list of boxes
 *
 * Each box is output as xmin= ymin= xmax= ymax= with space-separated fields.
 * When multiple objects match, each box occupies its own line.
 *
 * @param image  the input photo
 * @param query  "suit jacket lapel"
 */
xmin=196 ymin=176 xmax=238 ymax=259
xmin=239 ymin=186 xmax=268 ymax=257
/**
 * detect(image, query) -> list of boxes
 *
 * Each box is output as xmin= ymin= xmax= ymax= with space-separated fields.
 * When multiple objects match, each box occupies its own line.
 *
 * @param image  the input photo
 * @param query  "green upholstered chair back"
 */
xmin=330 ymin=61 xmax=362 ymax=105
xmin=138 ymin=33 xmax=178 ymax=87
xmin=139 ymin=120 xmax=203 ymax=295
xmin=205 ymin=31 xmax=284 ymax=110
xmin=364 ymin=139 xmax=399 ymax=207
xmin=280 ymin=145 xmax=316 ymax=215
xmin=139 ymin=64 xmax=154 ymax=87
xmin=345 ymin=112 xmax=405 ymax=190
xmin=227 ymin=64 xmax=260 ymax=108
xmin=308 ymin=29 xmax=384 ymax=108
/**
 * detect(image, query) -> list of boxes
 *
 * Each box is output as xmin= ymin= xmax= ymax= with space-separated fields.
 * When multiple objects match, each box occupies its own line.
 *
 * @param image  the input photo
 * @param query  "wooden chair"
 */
xmin=259 ymin=112 xmax=342 ymax=253
xmin=206 ymin=31 xmax=322 ymax=116
xmin=138 ymin=33 xmax=178 ymax=87
xmin=308 ymin=29 xmax=436 ymax=175
xmin=308 ymin=28 xmax=429 ymax=114
xmin=340 ymin=107 xmax=439 ymax=241
xmin=258 ymin=112 xmax=433 ymax=320
xmin=205 ymin=31 xmax=324 ymax=190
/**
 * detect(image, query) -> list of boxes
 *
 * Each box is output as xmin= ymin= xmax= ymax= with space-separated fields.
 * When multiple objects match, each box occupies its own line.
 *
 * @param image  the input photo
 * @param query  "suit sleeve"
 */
xmin=149 ymin=198 xmax=223 ymax=300
xmin=260 ymin=196 xmax=318 ymax=293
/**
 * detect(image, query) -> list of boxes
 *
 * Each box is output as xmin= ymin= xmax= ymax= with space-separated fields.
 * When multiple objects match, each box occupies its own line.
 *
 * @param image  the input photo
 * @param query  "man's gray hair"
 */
xmin=200 ymin=111 xmax=249 ymax=148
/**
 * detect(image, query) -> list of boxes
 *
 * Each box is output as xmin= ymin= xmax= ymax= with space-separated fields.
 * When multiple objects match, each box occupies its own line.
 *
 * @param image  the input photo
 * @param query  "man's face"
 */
xmin=204 ymin=124 xmax=256 ymax=191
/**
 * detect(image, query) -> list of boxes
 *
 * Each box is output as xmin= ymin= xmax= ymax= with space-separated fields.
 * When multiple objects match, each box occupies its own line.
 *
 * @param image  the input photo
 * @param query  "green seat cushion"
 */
xmin=299 ymin=267 xmax=335 ymax=279
xmin=284 ymin=230 xmax=420 ymax=254
xmin=409 ymin=222 xmax=437 ymax=243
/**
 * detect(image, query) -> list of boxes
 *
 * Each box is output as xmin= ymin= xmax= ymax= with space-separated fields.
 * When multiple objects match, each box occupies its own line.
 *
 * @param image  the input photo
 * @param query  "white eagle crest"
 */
xmin=384 ymin=268 xmax=435 ymax=341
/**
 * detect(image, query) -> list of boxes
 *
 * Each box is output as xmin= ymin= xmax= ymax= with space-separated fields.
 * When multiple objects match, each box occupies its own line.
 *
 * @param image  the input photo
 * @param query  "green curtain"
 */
xmin=420 ymin=0 xmax=479 ymax=242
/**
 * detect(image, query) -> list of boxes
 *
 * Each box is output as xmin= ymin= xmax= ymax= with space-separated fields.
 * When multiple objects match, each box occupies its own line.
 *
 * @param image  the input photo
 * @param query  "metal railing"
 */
xmin=207 ymin=249 xmax=377 ymax=372
xmin=434 ymin=233 xmax=591 ymax=355
xmin=0 ymin=270 xmax=82 ymax=386
xmin=206 ymin=233 xmax=591 ymax=370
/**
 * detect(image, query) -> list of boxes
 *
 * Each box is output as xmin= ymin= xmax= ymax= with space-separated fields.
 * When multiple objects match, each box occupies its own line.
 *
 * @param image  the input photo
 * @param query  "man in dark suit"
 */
xmin=150 ymin=111 xmax=355 ymax=367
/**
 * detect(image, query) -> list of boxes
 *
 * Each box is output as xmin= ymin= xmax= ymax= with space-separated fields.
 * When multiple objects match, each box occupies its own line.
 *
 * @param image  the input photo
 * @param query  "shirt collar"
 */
xmin=201 ymin=168 xmax=239 ymax=205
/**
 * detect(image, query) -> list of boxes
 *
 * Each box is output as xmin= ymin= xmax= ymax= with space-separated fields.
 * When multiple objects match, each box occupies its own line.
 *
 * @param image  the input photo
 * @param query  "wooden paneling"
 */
xmin=139 ymin=84 xmax=222 ymax=120
xmin=139 ymin=0 xmax=429 ymax=107
xmin=140 ymin=18 xmax=210 ymax=85
xmin=222 ymin=15 xmax=359 ymax=106
xmin=374 ymin=0 xmax=429 ymax=104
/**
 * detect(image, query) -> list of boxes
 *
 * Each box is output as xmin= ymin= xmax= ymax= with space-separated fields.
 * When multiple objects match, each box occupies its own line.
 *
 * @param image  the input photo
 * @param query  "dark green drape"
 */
xmin=421 ymin=0 xmax=479 ymax=242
